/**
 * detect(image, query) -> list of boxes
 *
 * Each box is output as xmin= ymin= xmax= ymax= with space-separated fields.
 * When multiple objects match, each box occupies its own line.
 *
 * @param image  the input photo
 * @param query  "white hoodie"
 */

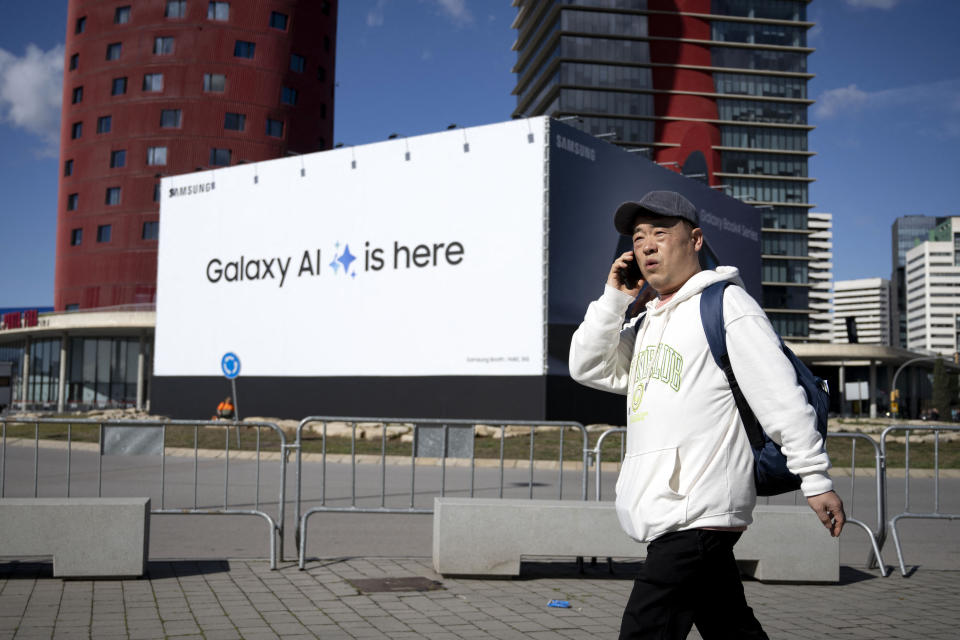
xmin=569 ymin=266 xmax=833 ymax=542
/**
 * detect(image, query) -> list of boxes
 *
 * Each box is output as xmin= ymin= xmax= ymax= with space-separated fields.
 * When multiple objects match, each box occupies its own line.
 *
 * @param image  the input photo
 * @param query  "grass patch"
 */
xmin=2 ymin=421 xmax=957 ymax=468
xmin=826 ymin=436 xmax=960 ymax=470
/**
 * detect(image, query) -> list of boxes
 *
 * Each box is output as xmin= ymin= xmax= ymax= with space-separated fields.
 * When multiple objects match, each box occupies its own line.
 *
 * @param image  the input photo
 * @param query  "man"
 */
xmin=216 ymin=396 xmax=235 ymax=420
xmin=569 ymin=191 xmax=844 ymax=639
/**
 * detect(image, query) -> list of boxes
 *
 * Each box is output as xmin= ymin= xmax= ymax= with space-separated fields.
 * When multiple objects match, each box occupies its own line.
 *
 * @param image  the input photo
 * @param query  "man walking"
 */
xmin=569 ymin=191 xmax=844 ymax=639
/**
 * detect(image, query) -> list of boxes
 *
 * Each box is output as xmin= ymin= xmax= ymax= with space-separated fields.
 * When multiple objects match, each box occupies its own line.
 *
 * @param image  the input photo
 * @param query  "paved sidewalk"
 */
xmin=2 ymin=557 xmax=958 ymax=639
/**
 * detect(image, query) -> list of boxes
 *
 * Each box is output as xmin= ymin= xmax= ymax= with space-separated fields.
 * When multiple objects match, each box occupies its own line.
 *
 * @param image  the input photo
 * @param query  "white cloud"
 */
xmin=367 ymin=0 xmax=387 ymax=27
xmin=813 ymin=84 xmax=870 ymax=119
xmin=0 ymin=43 xmax=64 ymax=156
xmin=368 ymin=0 xmax=473 ymax=29
xmin=844 ymin=0 xmax=900 ymax=8
xmin=426 ymin=0 xmax=473 ymax=27
xmin=814 ymin=78 xmax=960 ymax=137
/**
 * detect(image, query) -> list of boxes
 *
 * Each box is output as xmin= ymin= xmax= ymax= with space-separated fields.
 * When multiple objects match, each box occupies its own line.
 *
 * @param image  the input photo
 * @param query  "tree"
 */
xmin=932 ymin=357 xmax=951 ymax=420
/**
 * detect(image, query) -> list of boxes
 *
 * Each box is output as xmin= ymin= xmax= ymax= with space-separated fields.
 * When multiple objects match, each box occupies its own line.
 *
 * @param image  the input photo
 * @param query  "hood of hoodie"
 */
xmin=643 ymin=266 xmax=744 ymax=317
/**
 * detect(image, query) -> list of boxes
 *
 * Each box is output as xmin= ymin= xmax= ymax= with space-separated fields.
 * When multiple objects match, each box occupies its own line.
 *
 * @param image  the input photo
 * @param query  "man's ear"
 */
xmin=691 ymin=227 xmax=704 ymax=252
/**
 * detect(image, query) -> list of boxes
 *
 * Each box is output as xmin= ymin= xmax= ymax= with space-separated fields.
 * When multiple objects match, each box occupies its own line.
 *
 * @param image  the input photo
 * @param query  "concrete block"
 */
xmin=738 ymin=504 xmax=839 ymax=582
xmin=432 ymin=498 xmax=837 ymax=583
xmin=0 ymin=497 xmax=150 ymax=577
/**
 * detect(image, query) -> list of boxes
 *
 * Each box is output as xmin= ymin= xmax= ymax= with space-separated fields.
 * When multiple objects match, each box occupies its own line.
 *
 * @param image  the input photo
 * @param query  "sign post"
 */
xmin=221 ymin=352 xmax=241 ymax=446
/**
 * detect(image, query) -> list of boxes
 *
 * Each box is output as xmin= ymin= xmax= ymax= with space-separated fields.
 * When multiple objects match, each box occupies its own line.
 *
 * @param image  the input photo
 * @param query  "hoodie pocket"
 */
xmin=615 ymin=447 xmax=688 ymax=540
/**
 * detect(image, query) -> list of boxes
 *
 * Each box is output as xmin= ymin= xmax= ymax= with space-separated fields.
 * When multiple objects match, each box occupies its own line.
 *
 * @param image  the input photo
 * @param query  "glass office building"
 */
xmin=891 ymin=215 xmax=948 ymax=348
xmin=0 ymin=334 xmax=149 ymax=409
xmin=512 ymin=0 xmax=815 ymax=337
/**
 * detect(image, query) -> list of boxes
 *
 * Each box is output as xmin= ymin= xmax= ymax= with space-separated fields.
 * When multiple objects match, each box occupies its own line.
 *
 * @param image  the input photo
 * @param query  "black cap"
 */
xmin=614 ymin=190 xmax=700 ymax=235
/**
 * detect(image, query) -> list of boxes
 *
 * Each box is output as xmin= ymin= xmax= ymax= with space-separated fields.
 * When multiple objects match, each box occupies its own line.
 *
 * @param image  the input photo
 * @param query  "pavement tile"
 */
xmin=3 ymin=556 xmax=960 ymax=639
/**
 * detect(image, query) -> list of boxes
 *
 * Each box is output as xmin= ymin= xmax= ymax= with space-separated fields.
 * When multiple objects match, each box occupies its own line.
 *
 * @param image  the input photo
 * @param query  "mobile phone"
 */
xmin=618 ymin=256 xmax=643 ymax=289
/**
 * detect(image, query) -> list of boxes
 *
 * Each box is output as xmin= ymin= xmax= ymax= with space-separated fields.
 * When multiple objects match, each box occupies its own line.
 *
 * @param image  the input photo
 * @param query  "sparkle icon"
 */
xmin=337 ymin=244 xmax=356 ymax=274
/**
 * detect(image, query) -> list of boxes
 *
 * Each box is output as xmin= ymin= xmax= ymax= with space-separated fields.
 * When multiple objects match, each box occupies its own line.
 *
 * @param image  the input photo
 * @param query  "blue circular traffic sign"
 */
xmin=221 ymin=352 xmax=241 ymax=379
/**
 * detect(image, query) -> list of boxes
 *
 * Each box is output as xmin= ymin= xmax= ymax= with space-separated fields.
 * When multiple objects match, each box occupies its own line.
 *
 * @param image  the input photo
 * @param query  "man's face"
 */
xmin=631 ymin=214 xmax=703 ymax=295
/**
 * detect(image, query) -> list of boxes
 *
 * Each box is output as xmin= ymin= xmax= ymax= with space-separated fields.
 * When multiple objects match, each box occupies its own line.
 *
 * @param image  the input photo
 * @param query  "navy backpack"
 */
xmin=633 ymin=280 xmax=830 ymax=496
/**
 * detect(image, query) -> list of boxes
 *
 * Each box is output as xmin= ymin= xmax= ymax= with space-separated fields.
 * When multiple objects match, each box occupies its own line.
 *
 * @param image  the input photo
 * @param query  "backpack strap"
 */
xmin=700 ymin=281 xmax=765 ymax=450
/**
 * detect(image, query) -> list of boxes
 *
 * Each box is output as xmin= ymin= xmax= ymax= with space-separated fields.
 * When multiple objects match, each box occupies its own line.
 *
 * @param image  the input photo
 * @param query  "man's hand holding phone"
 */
xmin=608 ymin=251 xmax=644 ymax=296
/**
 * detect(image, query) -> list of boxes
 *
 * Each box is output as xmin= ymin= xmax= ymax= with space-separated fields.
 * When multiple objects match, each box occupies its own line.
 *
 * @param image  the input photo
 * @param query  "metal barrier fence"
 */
xmin=589 ymin=427 xmax=624 ymax=501
xmin=0 ymin=417 xmax=287 ymax=569
xmin=882 ymin=424 xmax=960 ymax=576
xmin=292 ymin=417 xmax=589 ymax=569
xmin=824 ymin=432 xmax=887 ymax=577
xmin=3 ymin=416 xmax=957 ymax=576
xmin=587 ymin=428 xmax=889 ymax=577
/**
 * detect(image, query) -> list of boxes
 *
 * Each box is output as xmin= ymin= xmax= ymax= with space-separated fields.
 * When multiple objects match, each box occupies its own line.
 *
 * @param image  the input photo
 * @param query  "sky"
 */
xmin=1 ymin=0 xmax=959 ymax=307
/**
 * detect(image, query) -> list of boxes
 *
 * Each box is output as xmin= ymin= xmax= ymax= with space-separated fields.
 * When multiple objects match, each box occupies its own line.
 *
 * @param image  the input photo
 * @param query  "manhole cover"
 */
xmin=348 ymin=577 xmax=445 ymax=594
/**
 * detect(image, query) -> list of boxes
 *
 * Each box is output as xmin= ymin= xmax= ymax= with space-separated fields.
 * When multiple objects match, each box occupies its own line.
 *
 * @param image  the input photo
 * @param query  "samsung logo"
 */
xmin=169 ymin=182 xmax=215 ymax=198
xmin=555 ymin=135 xmax=596 ymax=162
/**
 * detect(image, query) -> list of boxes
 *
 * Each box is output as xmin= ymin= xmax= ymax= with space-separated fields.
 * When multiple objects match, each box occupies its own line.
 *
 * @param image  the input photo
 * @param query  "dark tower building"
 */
xmin=56 ymin=0 xmax=337 ymax=310
xmin=511 ymin=0 xmax=814 ymax=337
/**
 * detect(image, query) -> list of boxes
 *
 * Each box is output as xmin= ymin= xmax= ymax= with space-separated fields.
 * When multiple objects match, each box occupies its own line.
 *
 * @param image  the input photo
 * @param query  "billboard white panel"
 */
xmin=155 ymin=118 xmax=547 ymax=377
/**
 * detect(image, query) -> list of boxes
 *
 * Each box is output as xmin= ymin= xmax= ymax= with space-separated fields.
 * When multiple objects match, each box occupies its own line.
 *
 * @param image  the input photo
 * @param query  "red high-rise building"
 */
xmin=56 ymin=0 xmax=337 ymax=310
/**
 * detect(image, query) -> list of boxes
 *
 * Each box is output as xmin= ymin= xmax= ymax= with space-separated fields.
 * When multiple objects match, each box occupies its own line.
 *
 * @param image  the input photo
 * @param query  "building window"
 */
xmin=290 ymin=54 xmax=305 ymax=73
xmin=208 ymin=1 xmax=229 ymax=20
xmin=115 ymin=6 xmax=131 ymax=24
xmin=76 ymin=17 xmax=86 ymax=34
xmin=147 ymin=146 xmax=168 ymax=166
xmin=165 ymin=0 xmax=187 ymax=18
xmin=143 ymin=73 xmax=164 ymax=92
xmin=112 ymin=77 xmax=127 ymax=95
xmin=154 ymin=36 xmax=175 ymax=55
xmin=97 ymin=115 xmax=111 ymax=134
xmin=143 ymin=221 xmax=160 ymax=240
xmin=210 ymin=148 xmax=231 ymax=166
xmin=281 ymin=87 xmax=297 ymax=105
xmin=320 ymin=103 xmax=326 ymax=119
xmin=317 ymin=66 xmax=326 ymax=82
xmin=67 ymin=194 xmax=78 ymax=211
xmin=97 ymin=225 xmax=112 ymax=243
xmin=110 ymin=149 xmax=126 ymax=168
xmin=64 ymin=159 xmax=74 ymax=176
xmin=322 ymin=1 xmax=330 ymax=16
xmin=203 ymin=73 xmax=225 ymax=92
xmin=72 ymin=86 xmax=83 ymax=104
xmin=71 ymin=122 xmax=82 ymax=139
xmin=71 ymin=229 xmax=82 ymax=246
xmin=223 ymin=112 xmax=245 ymax=131
xmin=106 ymin=43 xmax=122 ymax=61
xmin=160 ymin=109 xmax=181 ymax=128
xmin=65 ymin=304 xmax=79 ymax=311
xmin=265 ymin=118 xmax=284 ymax=138
xmin=69 ymin=54 xmax=78 ymax=70
xmin=105 ymin=187 xmax=121 ymax=206
xmin=269 ymin=11 xmax=288 ymax=30
xmin=153 ymin=183 xmax=161 ymax=202
xmin=233 ymin=40 xmax=255 ymax=58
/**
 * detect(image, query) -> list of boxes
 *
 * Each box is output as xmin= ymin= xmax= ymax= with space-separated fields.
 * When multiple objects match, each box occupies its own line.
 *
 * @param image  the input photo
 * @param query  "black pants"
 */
xmin=619 ymin=529 xmax=768 ymax=640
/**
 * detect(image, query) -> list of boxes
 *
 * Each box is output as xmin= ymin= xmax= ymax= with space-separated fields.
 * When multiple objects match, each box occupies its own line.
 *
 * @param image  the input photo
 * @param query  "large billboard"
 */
xmin=155 ymin=119 xmax=547 ymax=378
xmin=152 ymin=117 xmax=764 ymax=420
